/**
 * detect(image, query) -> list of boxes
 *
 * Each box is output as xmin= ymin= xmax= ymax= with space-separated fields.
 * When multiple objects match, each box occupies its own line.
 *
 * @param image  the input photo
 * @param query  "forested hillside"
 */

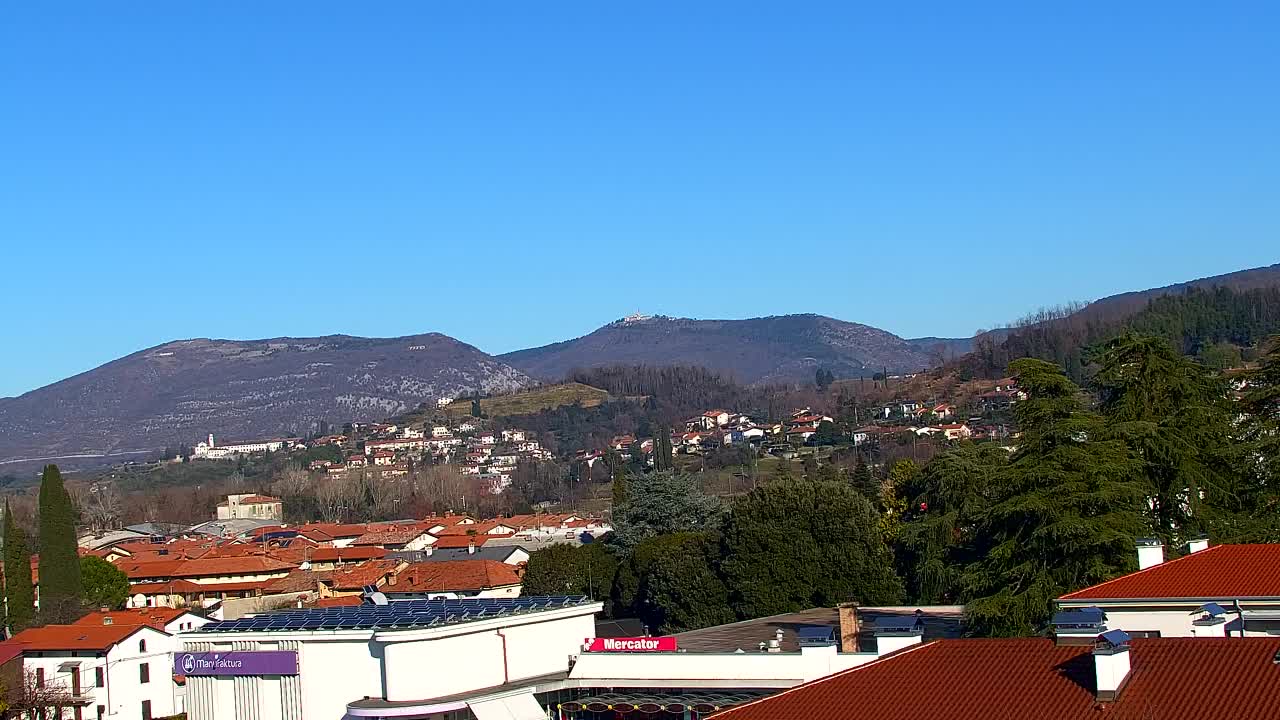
xmin=967 ymin=285 xmax=1280 ymax=380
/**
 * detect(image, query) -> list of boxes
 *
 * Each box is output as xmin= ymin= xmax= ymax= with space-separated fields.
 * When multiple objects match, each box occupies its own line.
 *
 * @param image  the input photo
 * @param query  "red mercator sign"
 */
xmin=587 ymin=636 xmax=677 ymax=652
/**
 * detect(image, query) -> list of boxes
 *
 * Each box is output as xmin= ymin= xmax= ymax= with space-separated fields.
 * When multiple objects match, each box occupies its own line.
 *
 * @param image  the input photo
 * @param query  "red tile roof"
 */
xmin=75 ymin=607 xmax=188 ymax=631
xmin=351 ymin=527 xmax=431 ymax=547
xmin=170 ymin=555 xmax=297 ymax=578
xmin=431 ymin=534 xmax=509 ymax=549
xmin=713 ymin=637 xmax=1280 ymax=720
xmin=236 ymin=495 xmax=281 ymax=504
xmin=116 ymin=559 xmax=189 ymax=580
xmin=127 ymin=580 xmax=204 ymax=594
xmin=1060 ymin=544 xmax=1280 ymax=600
xmin=395 ymin=560 xmax=522 ymax=593
xmin=10 ymin=623 xmax=158 ymax=651
xmin=310 ymin=546 xmax=387 ymax=563
xmin=325 ymin=560 xmax=402 ymax=591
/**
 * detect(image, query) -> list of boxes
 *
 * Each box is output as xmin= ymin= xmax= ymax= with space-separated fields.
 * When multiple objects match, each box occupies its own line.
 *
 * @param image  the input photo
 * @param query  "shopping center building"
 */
xmin=177 ymin=594 xmax=938 ymax=720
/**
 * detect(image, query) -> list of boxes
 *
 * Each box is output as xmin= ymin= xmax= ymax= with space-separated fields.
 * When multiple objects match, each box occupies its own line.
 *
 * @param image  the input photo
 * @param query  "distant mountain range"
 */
xmin=0 ymin=334 xmax=532 ymax=470
xmin=3 ymin=262 xmax=1277 ymax=470
xmin=500 ymin=314 xmax=938 ymax=385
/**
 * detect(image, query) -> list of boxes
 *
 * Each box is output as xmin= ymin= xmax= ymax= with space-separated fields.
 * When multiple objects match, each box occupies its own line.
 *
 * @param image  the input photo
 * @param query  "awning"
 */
xmin=468 ymin=692 xmax=546 ymax=720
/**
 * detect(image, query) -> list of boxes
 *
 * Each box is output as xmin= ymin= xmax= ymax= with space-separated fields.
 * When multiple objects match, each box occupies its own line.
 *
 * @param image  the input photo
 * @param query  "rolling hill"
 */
xmin=0 ymin=333 xmax=534 ymax=469
xmin=500 ymin=314 xmax=938 ymax=385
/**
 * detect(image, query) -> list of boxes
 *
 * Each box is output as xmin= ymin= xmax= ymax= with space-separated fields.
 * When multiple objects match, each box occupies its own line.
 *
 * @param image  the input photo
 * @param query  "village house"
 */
xmin=215 ymin=494 xmax=283 ymax=522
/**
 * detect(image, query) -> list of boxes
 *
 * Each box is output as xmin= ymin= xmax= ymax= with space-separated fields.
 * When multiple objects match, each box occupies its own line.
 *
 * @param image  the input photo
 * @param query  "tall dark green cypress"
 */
xmin=38 ymin=464 xmax=83 ymax=622
xmin=3 ymin=499 xmax=36 ymax=632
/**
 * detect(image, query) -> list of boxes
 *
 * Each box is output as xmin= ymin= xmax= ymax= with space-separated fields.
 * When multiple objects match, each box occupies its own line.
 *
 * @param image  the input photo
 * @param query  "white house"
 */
xmin=1056 ymin=539 xmax=1280 ymax=638
xmin=12 ymin=623 xmax=182 ymax=720
xmin=216 ymin=493 xmax=283 ymax=521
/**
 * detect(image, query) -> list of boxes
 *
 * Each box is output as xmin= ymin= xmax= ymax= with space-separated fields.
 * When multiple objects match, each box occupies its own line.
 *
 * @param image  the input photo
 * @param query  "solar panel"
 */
xmin=1098 ymin=629 xmax=1131 ymax=648
xmin=196 ymin=596 xmax=591 ymax=633
xmin=1051 ymin=608 xmax=1106 ymax=628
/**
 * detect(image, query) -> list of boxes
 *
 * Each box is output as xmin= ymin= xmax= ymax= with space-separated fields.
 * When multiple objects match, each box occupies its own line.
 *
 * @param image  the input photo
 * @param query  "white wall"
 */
xmin=23 ymin=627 xmax=179 ymax=720
xmin=569 ymin=645 xmax=881 ymax=686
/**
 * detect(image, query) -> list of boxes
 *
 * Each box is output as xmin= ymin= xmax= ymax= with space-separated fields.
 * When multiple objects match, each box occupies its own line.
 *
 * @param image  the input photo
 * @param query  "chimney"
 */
xmin=1187 ymin=535 xmax=1210 ymax=554
xmin=467 ymin=541 xmax=476 ymax=555
xmin=1136 ymin=538 xmax=1164 ymax=570
xmin=766 ymin=628 xmax=783 ymax=653
xmin=1191 ymin=602 xmax=1228 ymax=638
xmin=837 ymin=603 xmax=860 ymax=653
xmin=871 ymin=612 xmax=924 ymax=656
xmin=1052 ymin=607 xmax=1107 ymax=646
xmin=424 ymin=545 xmax=434 ymax=557
xmin=1093 ymin=630 xmax=1133 ymax=702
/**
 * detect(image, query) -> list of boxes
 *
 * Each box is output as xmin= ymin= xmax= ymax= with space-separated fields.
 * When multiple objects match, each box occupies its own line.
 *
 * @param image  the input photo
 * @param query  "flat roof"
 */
xmin=196 ymin=596 xmax=592 ymax=634
xmin=673 ymin=606 xmax=965 ymax=653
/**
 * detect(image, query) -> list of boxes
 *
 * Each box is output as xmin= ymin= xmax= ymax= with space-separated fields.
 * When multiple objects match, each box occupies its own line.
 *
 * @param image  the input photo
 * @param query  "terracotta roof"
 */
xmin=431 ymin=534 xmax=509 ymax=549
xmin=127 ymin=580 xmax=204 ymax=594
xmin=310 ymin=546 xmax=387 ymax=563
xmin=117 ymin=559 xmax=188 ymax=580
xmin=1060 ymin=544 xmax=1280 ymax=600
xmin=0 ymin=642 xmax=23 ymax=666
xmin=10 ymin=623 xmax=157 ymax=651
xmin=264 ymin=570 xmax=325 ymax=594
xmin=351 ymin=527 xmax=431 ymax=546
xmin=325 ymin=560 xmax=402 ymax=591
xmin=395 ymin=560 xmax=522 ymax=593
xmin=713 ymin=637 xmax=1280 ymax=720
xmin=297 ymin=523 xmax=368 ymax=540
xmin=434 ymin=520 xmax=514 ymax=536
xmin=236 ymin=495 xmax=280 ymax=504
xmin=75 ymin=607 xmax=189 ymax=631
xmin=171 ymin=555 xmax=297 ymax=578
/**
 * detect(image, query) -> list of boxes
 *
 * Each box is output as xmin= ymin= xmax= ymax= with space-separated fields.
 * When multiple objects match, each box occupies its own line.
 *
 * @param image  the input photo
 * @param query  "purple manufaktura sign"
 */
xmin=175 ymin=651 xmax=299 ymax=676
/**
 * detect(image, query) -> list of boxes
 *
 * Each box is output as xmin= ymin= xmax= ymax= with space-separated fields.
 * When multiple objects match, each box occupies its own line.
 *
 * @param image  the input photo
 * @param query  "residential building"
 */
xmin=216 ymin=494 xmax=283 ymax=521
xmin=193 ymin=434 xmax=294 ymax=460
xmin=389 ymin=560 xmax=523 ymax=599
xmin=708 ymin=633 xmax=1280 ymax=720
xmin=1056 ymin=540 xmax=1280 ymax=637
xmin=11 ymin=623 xmax=182 ymax=720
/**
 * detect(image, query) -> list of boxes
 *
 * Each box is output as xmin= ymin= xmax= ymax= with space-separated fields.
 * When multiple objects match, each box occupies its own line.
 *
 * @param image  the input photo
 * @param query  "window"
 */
xmin=72 ymin=666 xmax=82 ymax=695
xmin=96 ymin=667 xmax=105 ymax=687
xmin=35 ymin=667 xmax=44 ymax=688
xmin=97 ymin=705 xmax=105 ymax=720
xmin=138 ymin=638 xmax=147 ymax=653
xmin=139 ymin=662 xmax=150 ymax=683
xmin=141 ymin=700 xmax=152 ymax=720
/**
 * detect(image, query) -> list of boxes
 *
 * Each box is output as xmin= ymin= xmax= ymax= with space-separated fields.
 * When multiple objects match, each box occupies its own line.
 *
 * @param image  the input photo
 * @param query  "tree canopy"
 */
xmin=3 ymin=499 xmax=35 ymax=632
xmin=959 ymin=359 xmax=1147 ymax=636
xmin=611 ymin=470 xmax=723 ymax=550
xmin=80 ymin=556 xmax=130 ymax=610
xmin=721 ymin=477 xmax=903 ymax=618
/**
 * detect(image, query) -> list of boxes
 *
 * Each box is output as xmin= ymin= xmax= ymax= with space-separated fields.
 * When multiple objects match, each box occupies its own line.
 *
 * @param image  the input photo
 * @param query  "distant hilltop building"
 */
xmin=619 ymin=312 xmax=654 ymax=324
xmin=216 ymin=493 xmax=283 ymax=521
xmin=192 ymin=433 xmax=295 ymax=460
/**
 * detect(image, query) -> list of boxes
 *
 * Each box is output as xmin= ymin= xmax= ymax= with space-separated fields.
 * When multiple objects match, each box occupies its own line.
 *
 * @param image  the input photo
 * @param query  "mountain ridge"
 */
xmin=500 ymin=313 xmax=937 ymax=385
xmin=0 ymin=332 xmax=533 ymax=468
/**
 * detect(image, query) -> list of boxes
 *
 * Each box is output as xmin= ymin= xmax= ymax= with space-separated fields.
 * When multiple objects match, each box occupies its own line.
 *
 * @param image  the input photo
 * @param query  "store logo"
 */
xmin=181 ymin=654 xmax=195 ymax=674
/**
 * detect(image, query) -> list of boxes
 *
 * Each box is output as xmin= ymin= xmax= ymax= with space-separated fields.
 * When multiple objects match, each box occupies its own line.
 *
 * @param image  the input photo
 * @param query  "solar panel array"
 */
xmin=199 ymin=596 xmax=591 ymax=633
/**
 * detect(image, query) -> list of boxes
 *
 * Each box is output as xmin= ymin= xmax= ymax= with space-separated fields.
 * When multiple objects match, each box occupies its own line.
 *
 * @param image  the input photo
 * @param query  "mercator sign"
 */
xmin=587 ymin=637 xmax=677 ymax=652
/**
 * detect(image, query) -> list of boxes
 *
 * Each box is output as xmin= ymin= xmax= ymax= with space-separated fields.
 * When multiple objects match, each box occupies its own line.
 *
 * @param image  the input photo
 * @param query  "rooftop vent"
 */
xmin=1093 ymin=630 xmax=1133 ymax=702
xmin=1187 ymin=535 xmax=1210 ymax=554
xmin=1192 ymin=602 xmax=1228 ymax=637
xmin=871 ymin=612 xmax=925 ymax=656
xmin=1135 ymin=538 xmax=1163 ymax=570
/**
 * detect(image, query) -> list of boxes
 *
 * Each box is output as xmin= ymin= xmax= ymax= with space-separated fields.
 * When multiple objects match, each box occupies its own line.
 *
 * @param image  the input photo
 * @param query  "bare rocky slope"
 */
xmin=0 ymin=333 xmax=533 ymax=468
xmin=500 ymin=314 xmax=938 ymax=385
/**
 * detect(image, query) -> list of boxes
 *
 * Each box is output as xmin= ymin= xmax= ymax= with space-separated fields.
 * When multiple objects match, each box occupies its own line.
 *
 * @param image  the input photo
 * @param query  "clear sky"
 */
xmin=2 ymin=2 xmax=1277 ymax=398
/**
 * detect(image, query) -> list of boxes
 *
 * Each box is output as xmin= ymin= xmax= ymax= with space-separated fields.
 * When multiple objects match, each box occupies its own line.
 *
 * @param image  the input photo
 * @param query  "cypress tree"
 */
xmin=38 ymin=464 xmax=84 ymax=623
xmin=3 ymin=500 xmax=36 ymax=632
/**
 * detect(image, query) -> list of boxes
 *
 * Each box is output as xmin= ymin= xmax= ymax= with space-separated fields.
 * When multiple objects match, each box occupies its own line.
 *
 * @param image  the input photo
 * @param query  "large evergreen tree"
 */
xmin=625 ymin=532 xmax=734 ymax=633
xmin=2 ymin=500 xmax=35 ymax=632
xmin=960 ymin=359 xmax=1147 ymax=636
xmin=521 ymin=543 xmax=618 ymax=610
xmin=1091 ymin=334 xmax=1239 ymax=546
xmin=721 ymin=477 xmax=903 ymax=618
xmin=38 ymin=465 xmax=84 ymax=623
xmin=80 ymin=556 xmax=130 ymax=610
xmin=610 ymin=470 xmax=723 ymax=550
xmin=1235 ymin=336 xmax=1280 ymax=540
xmin=896 ymin=443 xmax=1008 ymax=604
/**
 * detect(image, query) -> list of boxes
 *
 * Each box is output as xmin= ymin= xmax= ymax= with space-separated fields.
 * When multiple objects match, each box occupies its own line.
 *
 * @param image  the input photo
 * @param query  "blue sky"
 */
xmin=2 ymin=2 xmax=1277 ymax=398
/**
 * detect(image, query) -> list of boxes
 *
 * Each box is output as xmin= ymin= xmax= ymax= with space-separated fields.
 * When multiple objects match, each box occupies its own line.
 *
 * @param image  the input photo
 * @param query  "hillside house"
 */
xmin=215 ymin=494 xmax=283 ymax=522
